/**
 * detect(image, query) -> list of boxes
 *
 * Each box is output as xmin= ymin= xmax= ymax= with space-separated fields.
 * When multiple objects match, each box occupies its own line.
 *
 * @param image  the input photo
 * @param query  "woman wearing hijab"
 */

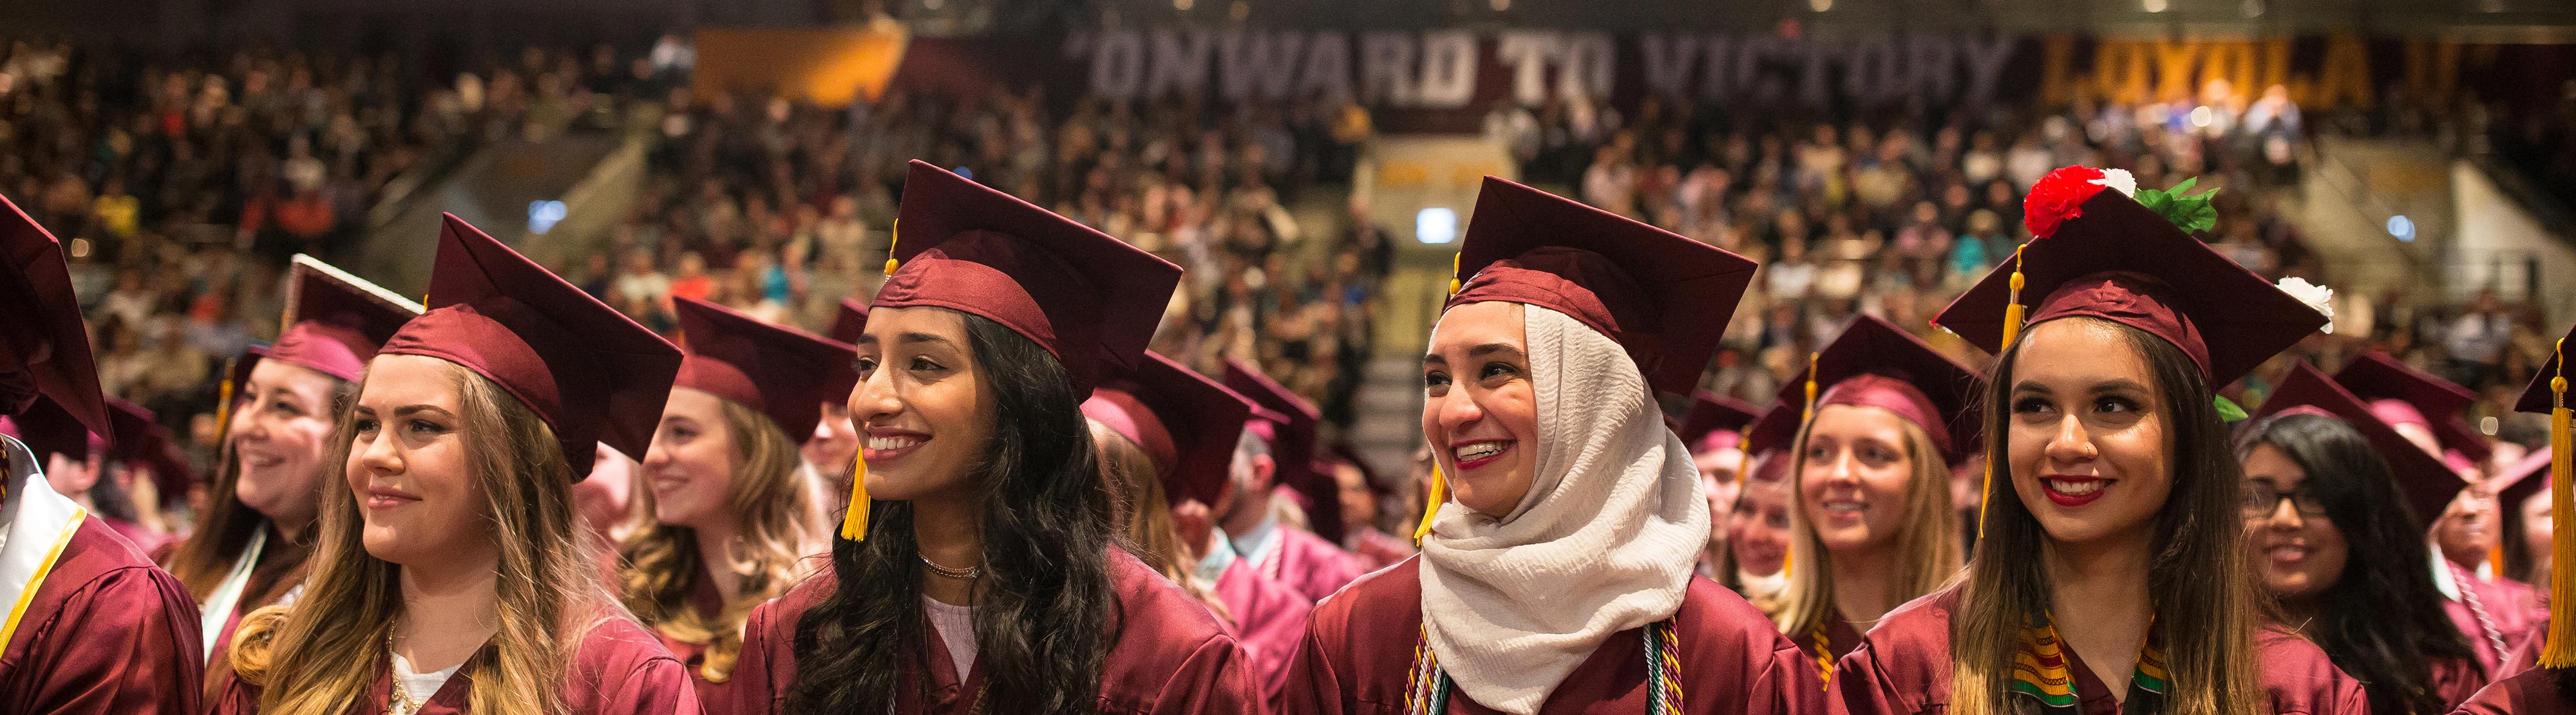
xmin=1286 ymin=177 xmax=1817 ymax=715
xmin=620 ymin=296 xmax=846 ymax=707
xmin=166 ymin=255 xmax=420 ymax=682
xmin=0 ymin=196 xmax=202 ymax=714
xmin=2237 ymin=363 xmax=2485 ymax=713
xmin=724 ymin=162 xmax=1258 ymax=714
xmin=1770 ymin=315 xmax=1975 ymax=674
xmin=1833 ymin=167 xmax=2365 ymax=714
xmin=216 ymin=215 xmax=696 ymax=715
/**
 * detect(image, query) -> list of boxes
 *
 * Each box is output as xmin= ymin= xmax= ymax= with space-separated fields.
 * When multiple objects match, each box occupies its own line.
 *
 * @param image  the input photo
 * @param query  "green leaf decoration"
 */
xmin=2136 ymin=176 xmax=2220 ymax=234
xmin=2214 ymin=395 xmax=2248 ymax=422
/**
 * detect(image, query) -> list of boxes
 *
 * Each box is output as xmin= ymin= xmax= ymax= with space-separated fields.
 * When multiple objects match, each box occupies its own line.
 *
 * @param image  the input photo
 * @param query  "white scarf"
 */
xmin=1418 ymin=306 xmax=1710 ymax=715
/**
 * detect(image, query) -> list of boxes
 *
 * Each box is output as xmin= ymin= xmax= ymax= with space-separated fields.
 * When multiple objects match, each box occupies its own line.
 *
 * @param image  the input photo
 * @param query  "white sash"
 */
xmin=198 ymin=527 xmax=267 ymax=660
xmin=0 ymin=434 xmax=90 ymax=658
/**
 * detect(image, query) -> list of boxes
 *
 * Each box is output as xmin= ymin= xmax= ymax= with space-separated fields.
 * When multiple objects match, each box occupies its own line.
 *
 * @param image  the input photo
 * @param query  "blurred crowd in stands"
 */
xmin=5 ymin=35 xmax=2572 ymax=524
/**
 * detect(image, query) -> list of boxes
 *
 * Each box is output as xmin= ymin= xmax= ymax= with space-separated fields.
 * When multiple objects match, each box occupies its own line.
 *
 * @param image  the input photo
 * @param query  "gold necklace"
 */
xmin=919 ymin=553 xmax=983 ymax=580
xmin=385 ymin=627 xmax=421 ymax=715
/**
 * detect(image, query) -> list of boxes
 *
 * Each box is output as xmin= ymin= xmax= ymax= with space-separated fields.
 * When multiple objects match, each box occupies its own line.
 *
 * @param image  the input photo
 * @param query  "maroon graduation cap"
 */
xmin=378 ymin=214 xmax=683 ymax=478
xmin=1224 ymin=356 xmax=1341 ymax=543
xmin=1 ymin=395 xmax=100 ymax=463
xmin=1446 ymin=176 xmax=1759 ymax=396
xmin=267 ymin=254 xmax=424 ymax=383
xmin=672 ymin=295 xmax=859 ymax=441
xmin=2334 ymin=351 xmax=2492 ymax=462
xmin=1776 ymin=315 xmax=1985 ymax=465
xmin=2517 ymin=326 xmax=2576 ymax=665
xmin=831 ymin=298 xmax=871 ymax=345
xmin=874 ymin=160 xmax=1180 ymax=395
xmin=1741 ymin=402 xmax=1801 ymax=483
xmin=1678 ymin=391 xmax=1760 ymax=455
xmin=0 ymin=194 xmax=111 ymax=445
xmin=1082 ymin=351 xmax=1258 ymax=509
xmin=1933 ymin=169 xmax=2328 ymax=387
xmin=106 ymin=398 xmax=193 ymax=497
xmin=2497 ymin=448 xmax=2551 ymax=515
xmin=2254 ymin=362 xmax=2463 ymax=523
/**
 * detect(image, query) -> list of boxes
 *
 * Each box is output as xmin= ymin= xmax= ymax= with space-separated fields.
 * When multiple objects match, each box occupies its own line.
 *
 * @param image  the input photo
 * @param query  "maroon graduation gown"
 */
xmin=1282 ymin=555 xmax=1823 ymax=714
xmin=2454 ymin=666 xmax=2576 ymax=715
xmin=1259 ymin=527 xmax=1366 ymax=604
xmin=1347 ymin=528 xmax=1417 ymax=574
xmin=1830 ymin=590 xmax=2367 ymax=715
xmin=647 ymin=565 xmax=734 ymax=711
xmin=0 ymin=517 xmax=204 ymax=715
xmin=1789 ymin=612 xmax=1864 ymax=687
xmin=724 ymin=547 xmax=1262 ymax=715
xmin=2436 ymin=655 xmax=2494 ymax=710
xmin=2447 ymin=561 xmax=2548 ymax=679
xmin=210 ymin=617 xmax=698 ymax=714
xmin=1213 ymin=551 xmax=1314 ymax=707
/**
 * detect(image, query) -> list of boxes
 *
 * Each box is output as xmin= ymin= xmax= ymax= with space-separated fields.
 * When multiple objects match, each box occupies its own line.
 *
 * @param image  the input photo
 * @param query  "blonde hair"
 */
xmin=618 ymin=396 xmax=824 ymax=683
xmin=1776 ymin=407 xmax=1961 ymax=638
xmin=1090 ymin=419 xmax=1231 ymax=624
xmin=229 ymin=359 xmax=623 ymax=715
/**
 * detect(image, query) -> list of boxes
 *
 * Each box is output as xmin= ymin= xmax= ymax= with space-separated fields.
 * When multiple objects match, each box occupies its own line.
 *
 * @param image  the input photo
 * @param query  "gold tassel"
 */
xmin=2543 ymin=339 xmax=2574 ymax=667
xmin=882 ymin=219 xmax=902 ymax=275
xmin=1979 ymin=243 xmax=2030 ymax=540
xmin=837 ymin=454 xmax=872 ymax=541
xmin=1414 ymin=464 xmax=1446 ymax=544
xmin=214 ymin=358 xmax=239 ymax=441
xmin=1446 ymin=253 xmax=1462 ymax=297
xmin=1803 ymin=352 xmax=1820 ymax=422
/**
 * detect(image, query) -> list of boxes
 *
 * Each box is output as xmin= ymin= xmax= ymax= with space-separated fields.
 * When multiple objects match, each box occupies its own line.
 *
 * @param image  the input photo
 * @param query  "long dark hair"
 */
xmin=1950 ymin=317 xmax=2268 ymax=715
xmin=2236 ymin=413 xmax=2475 ymax=715
xmin=784 ymin=313 xmax=1118 ymax=715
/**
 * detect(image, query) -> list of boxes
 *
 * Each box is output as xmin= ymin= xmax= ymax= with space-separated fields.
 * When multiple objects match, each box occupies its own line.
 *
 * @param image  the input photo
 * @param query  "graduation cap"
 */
xmin=2334 ymin=351 xmax=2492 ymax=463
xmin=1223 ymin=357 xmax=1341 ymax=543
xmin=267 ymin=254 xmax=424 ymax=383
xmin=1933 ymin=167 xmax=2329 ymax=387
xmin=1082 ymin=351 xmax=1258 ymax=510
xmin=2496 ymin=448 xmax=2551 ymax=517
xmin=2519 ymin=327 xmax=2576 ymax=667
xmin=378 ymin=214 xmax=683 ymax=478
xmin=2253 ymin=362 xmax=2462 ymax=525
xmin=672 ymin=295 xmax=860 ymax=441
xmin=1446 ymin=176 xmax=1759 ymax=396
xmin=1678 ymin=391 xmax=1760 ymax=456
xmin=1 ymin=395 xmax=102 ymax=465
xmin=106 ymin=398 xmax=193 ymax=498
xmin=0 ymin=194 xmax=111 ymax=450
xmin=844 ymin=162 xmax=1182 ymax=541
xmin=831 ymin=298 xmax=870 ymax=345
xmin=874 ymin=160 xmax=1180 ymax=396
xmin=1777 ymin=315 xmax=1984 ymax=465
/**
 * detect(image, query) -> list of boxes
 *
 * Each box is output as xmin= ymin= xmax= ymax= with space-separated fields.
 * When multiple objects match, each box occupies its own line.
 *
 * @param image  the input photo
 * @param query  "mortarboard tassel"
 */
xmin=838 ymin=454 xmax=873 ymax=541
xmin=1803 ymin=352 xmax=1819 ymax=422
xmin=883 ymin=219 xmax=901 ymax=275
xmin=1979 ymin=243 xmax=2029 ymax=540
xmin=1415 ymin=464 xmax=1446 ymax=544
xmin=214 ymin=357 xmax=239 ymax=442
xmin=1417 ymin=254 xmax=1466 ymax=545
xmin=2543 ymin=339 xmax=2575 ymax=667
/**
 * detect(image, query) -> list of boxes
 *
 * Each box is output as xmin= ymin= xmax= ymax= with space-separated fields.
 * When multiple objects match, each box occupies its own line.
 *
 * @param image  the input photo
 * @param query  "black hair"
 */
xmin=2235 ymin=412 xmax=2477 ymax=715
xmin=784 ymin=313 xmax=1117 ymax=715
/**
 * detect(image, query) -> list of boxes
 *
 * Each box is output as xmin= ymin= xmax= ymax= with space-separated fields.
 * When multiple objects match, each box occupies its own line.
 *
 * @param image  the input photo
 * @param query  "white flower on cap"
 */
xmin=2090 ymin=168 xmax=2138 ymax=198
xmin=2277 ymin=276 xmax=2336 ymax=335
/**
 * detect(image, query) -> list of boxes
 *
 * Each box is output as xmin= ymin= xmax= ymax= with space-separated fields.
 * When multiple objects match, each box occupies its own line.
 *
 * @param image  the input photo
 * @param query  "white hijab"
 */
xmin=1418 ymin=306 xmax=1710 ymax=715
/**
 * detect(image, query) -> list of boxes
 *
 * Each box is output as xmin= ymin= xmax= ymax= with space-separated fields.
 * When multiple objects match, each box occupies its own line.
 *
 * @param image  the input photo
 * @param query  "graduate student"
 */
xmin=0 ymin=195 xmax=202 ymax=714
xmin=2450 ymin=324 xmax=2576 ymax=712
xmin=1833 ymin=167 xmax=2365 ymax=714
xmin=1223 ymin=357 xmax=1367 ymax=602
xmin=2334 ymin=351 xmax=2494 ymax=476
xmin=1286 ymin=176 xmax=1817 ymax=714
xmin=2240 ymin=362 xmax=2485 ymax=712
xmin=165 ymin=254 xmax=421 ymax=678
xmin=216 ymin=214 xmax=697 ymax=714
xmin=1679 ymin=391 xmax=1761 ymax=561
xmin=1084 ymin=350 xmax=1312 ymax=705
xmin=2499 ymin=450 xmax=2554 ymax=590
xmin=620 ymin=295 xmax=848 ymax=705
xmin=1771 ymin=315 xmax=1977 ymax=673
xmin=1717 ymin=404 xmax=1800 ymax=606
xmin=726 ymin=161 xmax=1259 ymax=714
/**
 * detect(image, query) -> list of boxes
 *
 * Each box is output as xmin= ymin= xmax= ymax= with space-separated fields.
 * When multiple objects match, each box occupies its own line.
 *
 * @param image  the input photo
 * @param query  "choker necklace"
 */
xmin=920 ymin=554 xmax=983 ymax=580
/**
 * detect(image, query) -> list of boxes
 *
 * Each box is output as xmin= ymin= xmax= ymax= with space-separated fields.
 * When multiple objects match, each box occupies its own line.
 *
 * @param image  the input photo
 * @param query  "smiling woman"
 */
xmin=1834 ymin=168 xmax=2361 ymax=715
xmin=1288 ymin=176 xmax=1815 ymax=715
xmin=211 ymin=215 xmax=695 ymax=715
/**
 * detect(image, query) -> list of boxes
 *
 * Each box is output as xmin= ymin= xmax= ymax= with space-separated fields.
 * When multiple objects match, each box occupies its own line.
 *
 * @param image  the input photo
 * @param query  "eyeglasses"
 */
xmin=2240 ymin=484 xmax=2328 ymax=519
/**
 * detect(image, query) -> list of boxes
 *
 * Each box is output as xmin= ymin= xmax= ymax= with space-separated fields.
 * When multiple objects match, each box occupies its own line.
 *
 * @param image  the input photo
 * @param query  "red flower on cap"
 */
xmin=2023 ymin=166 xmax=2111 ymax=240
